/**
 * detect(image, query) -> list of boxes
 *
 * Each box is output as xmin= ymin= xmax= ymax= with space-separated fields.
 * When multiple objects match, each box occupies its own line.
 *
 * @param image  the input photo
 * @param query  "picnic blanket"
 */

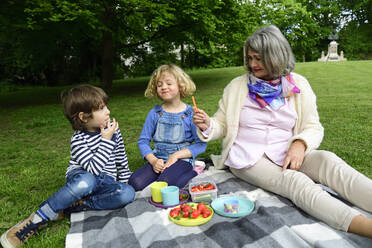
xmin=66 ymin=168 xmax=372 ymax=248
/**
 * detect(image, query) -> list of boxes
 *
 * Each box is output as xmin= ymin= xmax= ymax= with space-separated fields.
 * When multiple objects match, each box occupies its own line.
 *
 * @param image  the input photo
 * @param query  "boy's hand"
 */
xmin=100 ymin=118 xmax=118 ymax=140
xmin=152 ymin=159 xmax=165 ymax=173
xmin=192 ymin=109 xmax=210 ymax=131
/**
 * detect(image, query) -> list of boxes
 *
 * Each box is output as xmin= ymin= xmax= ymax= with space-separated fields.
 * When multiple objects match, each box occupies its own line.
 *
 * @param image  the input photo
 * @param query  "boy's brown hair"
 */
xmin=61 ymin=85 xmax=108 ymax=131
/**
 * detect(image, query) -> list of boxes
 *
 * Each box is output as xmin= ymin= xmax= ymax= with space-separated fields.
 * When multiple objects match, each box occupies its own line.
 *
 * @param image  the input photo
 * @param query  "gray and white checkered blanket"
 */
xmin=65 ymin=169 xmax=372 ymax=247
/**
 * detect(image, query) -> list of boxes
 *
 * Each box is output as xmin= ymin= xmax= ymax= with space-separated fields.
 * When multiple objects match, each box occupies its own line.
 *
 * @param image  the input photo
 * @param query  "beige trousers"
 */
xmin=230 ymin=150 xmax=372 ymax=231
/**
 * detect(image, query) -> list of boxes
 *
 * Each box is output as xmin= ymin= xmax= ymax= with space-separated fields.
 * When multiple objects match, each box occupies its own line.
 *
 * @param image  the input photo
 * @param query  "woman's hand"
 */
xmin=193 ymin=109 xmax=211 ymax=131
xmin=282 ymin=140 xmax=306 ymax=171
xmin=100 ymin=118 xmax=118 ymax=140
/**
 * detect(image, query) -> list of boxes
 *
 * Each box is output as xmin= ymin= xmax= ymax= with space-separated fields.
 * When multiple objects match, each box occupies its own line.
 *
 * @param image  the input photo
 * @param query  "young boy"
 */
xmin=1 ymin=85 xmax=135 ymax=248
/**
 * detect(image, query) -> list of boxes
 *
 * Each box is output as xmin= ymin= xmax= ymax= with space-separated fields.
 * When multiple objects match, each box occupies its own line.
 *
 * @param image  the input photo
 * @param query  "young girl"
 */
xmin=128 ymin=64 xmax=207 ymax=191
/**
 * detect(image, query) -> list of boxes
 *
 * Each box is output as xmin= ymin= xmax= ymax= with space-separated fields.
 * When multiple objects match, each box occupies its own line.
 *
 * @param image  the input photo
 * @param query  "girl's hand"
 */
xmin=100 ymin=118 xmax=118 ymax=140
xmin=193 ymin=109 xmax=210 ymax=131
xmin=282 ymin=140 xmax=306 ymax=171
xmin=152 ymin=158 xmax=165 ymax=173
xmin=163 ymin=154 xmax=178 ymax=172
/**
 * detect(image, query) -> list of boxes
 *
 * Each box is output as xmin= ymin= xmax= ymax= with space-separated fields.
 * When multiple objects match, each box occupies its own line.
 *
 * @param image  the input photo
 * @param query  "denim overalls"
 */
xmin=153 ymin=106 xmax=193 ymax=164
xmin=128 ymin=105 xmax=199 ymax=191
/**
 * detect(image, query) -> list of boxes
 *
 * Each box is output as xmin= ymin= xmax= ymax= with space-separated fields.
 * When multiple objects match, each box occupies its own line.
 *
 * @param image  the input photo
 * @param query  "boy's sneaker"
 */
xmin=66 ymin=198 xmax=88 ymax=213
xmin=0 ymin=212 xmax=47 ymax=248
xmin=56 ymin=198 xmax=88 ymax=220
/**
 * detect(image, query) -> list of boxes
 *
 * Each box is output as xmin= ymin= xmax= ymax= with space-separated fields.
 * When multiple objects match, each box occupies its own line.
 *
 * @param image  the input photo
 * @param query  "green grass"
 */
xmin=1 ymin=61 xmax=372 ymax=247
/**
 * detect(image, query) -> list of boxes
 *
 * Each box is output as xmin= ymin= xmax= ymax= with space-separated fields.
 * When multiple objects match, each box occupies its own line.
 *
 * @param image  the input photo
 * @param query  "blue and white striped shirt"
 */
xmin=66 ymin=128 xmax=131 ymax=183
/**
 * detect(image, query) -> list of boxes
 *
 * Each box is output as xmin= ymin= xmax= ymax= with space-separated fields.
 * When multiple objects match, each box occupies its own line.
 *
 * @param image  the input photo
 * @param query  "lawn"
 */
xmin=0 ymin=60 xmax=372 ymax=247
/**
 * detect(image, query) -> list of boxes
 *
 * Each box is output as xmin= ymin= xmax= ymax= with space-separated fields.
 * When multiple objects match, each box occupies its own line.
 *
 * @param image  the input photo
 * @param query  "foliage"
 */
xmin=254 ymin=0 xmax=321 ymax=62
xmin=339 ymin=22 xmax=372 ymax=60
xmin=0 ymin=0 xmax=101 ymax=85
xmin=0 ymin=0 xmax=371 ymax=88
xmin=0 ymin=0 xmax=257 ymax=87
xmin=338 ymin=0 xmax=372 ymax=60
xmin=121 ymin=0 xmax=261 ymax=76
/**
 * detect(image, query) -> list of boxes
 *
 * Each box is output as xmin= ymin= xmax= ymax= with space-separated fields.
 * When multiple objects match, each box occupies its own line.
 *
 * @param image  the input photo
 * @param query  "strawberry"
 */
xmin=204 ymin=184 xmax=215 ymax=190
xmin=197 ymin=184 xmax=204 ymax=190
xmin=191 ymin=209 xmax=201 ymax=219
xmin=179 ymin=193 xmax=188 ymax=201
xmin=170 ymin=208 xmax=180 ymax=217
xmin=182 ymin=204 xmax=192 ymax=212
xmin=202 ymin=209 xmax=211 ymax=218
xmin=191 ymin=186 xmax=200 ymax=192
xmin=197 ymin=203 xmax=207 ymax=212
xmin=182 ymin=210 xmax=190 ymax=217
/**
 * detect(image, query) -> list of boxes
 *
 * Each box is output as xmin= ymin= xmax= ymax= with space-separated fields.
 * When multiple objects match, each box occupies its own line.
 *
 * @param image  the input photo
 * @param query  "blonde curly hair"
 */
xmin=144 ymin=64 xmax=196 ymax=99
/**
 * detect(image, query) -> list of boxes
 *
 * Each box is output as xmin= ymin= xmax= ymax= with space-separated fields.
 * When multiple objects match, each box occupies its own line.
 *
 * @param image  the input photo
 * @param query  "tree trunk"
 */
xmin=101 ymin=4 xmax=114 ymax=90
xmin=101 ymin=30 xmax=114 ymax=90
xmin=180 ymin=43 xmax=184 ymax=67
xmin=188 ymin=45 xmax=191 ymax=68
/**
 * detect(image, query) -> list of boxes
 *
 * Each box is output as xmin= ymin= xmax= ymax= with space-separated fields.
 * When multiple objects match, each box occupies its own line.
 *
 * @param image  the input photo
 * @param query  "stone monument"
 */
xmin=318 ymin=34 xmax=347 ymax=62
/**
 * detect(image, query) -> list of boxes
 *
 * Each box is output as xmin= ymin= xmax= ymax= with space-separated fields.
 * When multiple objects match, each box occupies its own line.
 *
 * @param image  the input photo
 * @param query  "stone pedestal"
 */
xmin=339 ymin=51 xmax=347 ymax=61
xmin=318 ymin=40 xmax=347 ymax=62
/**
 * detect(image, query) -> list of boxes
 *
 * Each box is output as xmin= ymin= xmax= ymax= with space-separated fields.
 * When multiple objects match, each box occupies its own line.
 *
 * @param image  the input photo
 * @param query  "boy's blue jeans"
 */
xmin=39 ymin=168 xmax=135 ymax=220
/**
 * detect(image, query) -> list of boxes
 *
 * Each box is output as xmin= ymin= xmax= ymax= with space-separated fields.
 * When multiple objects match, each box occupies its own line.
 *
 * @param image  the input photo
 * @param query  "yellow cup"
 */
xmin=150 ymin=181 xmax=168 ymax=203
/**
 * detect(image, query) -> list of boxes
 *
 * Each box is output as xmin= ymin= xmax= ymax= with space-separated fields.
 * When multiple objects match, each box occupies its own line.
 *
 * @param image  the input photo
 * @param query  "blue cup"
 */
xmin=161 ymin=186 xmax=179 ymax=206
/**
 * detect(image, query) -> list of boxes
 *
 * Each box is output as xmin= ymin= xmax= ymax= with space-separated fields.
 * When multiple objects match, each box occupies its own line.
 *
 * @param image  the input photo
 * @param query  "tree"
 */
xmin=298 ymin=0 xmax=343 ymax=60
xmin=251 ymin=0 xmax=323 ymax=62
xmin=338 ymin=0 xmax=372 ymax=59
xmin=0 ymin=1 xmax=181 ymax=88
xmin=0 ymin=1 xmax=102 ymax=85
xmin=1 ymin=0 xmax=259 ymax=88
xmin=119 ymin=0 xmax=262 ymax=76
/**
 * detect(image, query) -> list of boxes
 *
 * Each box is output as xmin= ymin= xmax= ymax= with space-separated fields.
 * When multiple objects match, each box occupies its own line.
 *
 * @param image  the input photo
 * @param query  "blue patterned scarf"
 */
xmin=247 ymin=73 xmax=300 ymax=110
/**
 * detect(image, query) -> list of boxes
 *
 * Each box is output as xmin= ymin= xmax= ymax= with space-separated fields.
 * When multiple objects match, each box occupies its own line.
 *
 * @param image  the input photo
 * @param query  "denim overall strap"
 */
xmin=183 ymin=106 xmax=193 ymax=118
xmin=153 ymin=107 xmax=191 ymax=162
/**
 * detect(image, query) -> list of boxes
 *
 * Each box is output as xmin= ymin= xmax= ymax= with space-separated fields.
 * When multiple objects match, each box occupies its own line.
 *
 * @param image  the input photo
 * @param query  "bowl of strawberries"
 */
xmin=168 ymin=202 xmax=213 ymax=226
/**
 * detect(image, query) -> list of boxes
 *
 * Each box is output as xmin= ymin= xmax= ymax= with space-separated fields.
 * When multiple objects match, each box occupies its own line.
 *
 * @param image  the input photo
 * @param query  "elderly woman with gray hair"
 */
xmin=193 ymin=25 xmax=372 ymax=237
